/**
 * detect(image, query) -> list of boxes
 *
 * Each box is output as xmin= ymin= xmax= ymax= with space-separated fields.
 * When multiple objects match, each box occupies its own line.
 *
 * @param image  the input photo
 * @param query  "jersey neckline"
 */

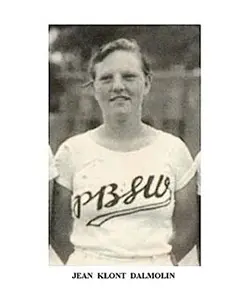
xmin=85 ymin=128 xmax=163 ymax=155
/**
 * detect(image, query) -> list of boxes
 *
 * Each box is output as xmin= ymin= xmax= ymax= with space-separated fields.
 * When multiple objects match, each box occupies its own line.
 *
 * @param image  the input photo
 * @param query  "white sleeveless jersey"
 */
xmin=55 ymin=129 xmax=194 ymax=259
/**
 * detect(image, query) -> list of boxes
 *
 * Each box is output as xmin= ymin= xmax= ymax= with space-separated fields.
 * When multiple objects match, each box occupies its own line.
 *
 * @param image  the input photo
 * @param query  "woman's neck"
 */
xmin=101 ymin=116 xmax=145 ymax=140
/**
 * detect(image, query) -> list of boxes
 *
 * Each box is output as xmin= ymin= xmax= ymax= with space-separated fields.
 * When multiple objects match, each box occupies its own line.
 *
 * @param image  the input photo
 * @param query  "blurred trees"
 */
xmin=49 ymin=25 xmax=200 ymax=70
xmin=49 ymin=63 xmax=65 ymax=112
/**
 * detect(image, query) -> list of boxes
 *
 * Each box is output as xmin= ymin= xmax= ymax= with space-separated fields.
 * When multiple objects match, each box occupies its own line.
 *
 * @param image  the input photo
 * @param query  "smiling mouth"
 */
xmin=110 ymin=96 xmax=131 ymax=102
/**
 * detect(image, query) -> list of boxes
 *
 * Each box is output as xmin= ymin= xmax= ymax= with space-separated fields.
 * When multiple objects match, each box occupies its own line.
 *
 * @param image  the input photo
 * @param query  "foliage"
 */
xmin=49 ymin=25 xmax=200 ymax=70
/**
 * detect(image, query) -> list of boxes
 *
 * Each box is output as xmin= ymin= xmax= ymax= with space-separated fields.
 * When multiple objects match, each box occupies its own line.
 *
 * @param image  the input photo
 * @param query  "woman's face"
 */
xmin=93 ymin=50 xmax=151 ymax=120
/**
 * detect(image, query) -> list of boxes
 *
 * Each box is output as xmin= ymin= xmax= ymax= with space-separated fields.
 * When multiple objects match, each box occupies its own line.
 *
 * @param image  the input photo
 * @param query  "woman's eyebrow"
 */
xmin=122 ymin=70 xmax=139 ymax=75
xmin=122 ymin=71 xmax=138 ymax=75
xmin=98 ymin=72 xmax=113 ymax=79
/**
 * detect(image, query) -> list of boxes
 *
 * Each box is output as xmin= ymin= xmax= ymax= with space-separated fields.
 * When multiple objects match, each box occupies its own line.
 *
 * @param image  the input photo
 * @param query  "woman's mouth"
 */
xmin=110 ymin=95 xmax=131 ymax=102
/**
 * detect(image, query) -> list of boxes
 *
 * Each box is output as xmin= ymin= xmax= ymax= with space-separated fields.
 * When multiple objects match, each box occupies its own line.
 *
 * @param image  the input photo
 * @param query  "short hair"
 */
xmin=88 ymin=38 xmax=152 ymax=80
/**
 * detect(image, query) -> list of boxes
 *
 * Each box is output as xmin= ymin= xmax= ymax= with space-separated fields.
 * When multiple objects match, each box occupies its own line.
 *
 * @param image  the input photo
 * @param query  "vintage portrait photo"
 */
xmin=48 ymin=25 xmax=201 ymax=266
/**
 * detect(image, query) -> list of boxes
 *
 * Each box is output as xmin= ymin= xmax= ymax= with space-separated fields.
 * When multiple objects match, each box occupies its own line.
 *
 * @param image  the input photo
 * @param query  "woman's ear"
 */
xmin=82 ymin=80 xmax=94 ymax=89
xmin=82 ymin=80 xmax=97 ymax=100
xmin=143 ymin=74 xmax=152 ymax=96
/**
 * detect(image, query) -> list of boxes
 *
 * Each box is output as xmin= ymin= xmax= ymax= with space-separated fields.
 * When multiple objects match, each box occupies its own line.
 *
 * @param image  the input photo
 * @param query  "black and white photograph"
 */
xmin=48 ymin=25 xmax=201 ymax=266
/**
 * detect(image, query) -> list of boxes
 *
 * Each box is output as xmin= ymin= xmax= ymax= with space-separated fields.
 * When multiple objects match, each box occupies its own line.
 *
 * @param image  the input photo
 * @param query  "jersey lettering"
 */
xmin=72 ymin=174 xmax=173 ymax=224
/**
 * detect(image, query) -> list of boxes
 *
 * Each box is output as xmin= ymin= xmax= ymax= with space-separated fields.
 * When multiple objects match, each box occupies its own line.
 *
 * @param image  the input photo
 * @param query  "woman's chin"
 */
xmin=112 ymin=109 xmax=132 ymax=121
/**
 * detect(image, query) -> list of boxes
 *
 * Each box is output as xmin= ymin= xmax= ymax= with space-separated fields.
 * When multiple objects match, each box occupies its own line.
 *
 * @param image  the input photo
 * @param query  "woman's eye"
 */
xmin=123 ymin=74 xmax=136 ymax=80
xmin=100 ymin=75 xmax=112 ymax=82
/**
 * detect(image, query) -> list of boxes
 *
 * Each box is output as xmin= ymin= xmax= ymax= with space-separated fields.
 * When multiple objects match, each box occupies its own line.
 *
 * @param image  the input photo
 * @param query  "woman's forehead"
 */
xmin=95 ymin=50 xmax=143 ymax=75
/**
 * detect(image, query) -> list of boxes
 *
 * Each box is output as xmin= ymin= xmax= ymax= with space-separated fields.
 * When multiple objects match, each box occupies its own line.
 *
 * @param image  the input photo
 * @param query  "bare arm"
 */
xmin=50 ymin=181 xmax=74 ymax=264
xmin=170 ymin=176 xmax=199 ymax=263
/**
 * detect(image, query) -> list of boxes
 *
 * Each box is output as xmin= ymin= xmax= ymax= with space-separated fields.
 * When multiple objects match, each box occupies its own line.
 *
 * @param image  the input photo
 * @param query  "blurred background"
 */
xmin=49 ymin=25 xmax=200 ymax=157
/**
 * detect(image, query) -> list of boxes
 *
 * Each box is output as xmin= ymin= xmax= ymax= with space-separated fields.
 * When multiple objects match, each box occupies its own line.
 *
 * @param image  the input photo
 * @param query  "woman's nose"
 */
xmin=111 ymin=76 xmax=125 ymax=92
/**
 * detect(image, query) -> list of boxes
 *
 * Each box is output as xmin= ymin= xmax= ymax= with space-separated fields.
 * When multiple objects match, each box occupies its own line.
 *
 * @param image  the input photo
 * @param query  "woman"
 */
xmin=53 ymin=38 xmax=198 ymax=265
